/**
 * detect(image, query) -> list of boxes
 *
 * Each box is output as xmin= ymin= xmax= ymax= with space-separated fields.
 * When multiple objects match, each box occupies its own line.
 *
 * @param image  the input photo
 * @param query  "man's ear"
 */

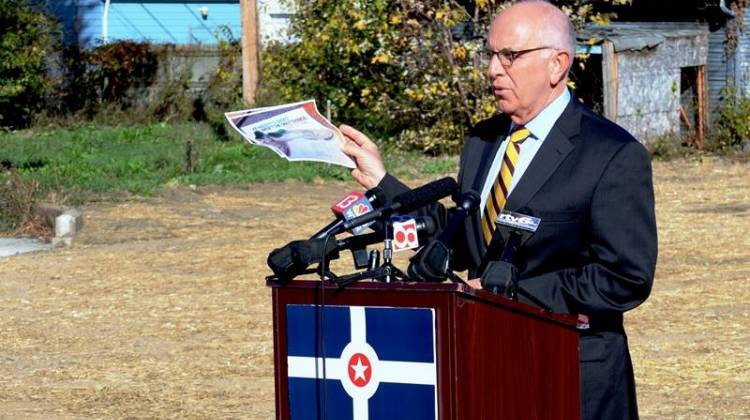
xmin=549 ymin=50 xmax=571 ymax=85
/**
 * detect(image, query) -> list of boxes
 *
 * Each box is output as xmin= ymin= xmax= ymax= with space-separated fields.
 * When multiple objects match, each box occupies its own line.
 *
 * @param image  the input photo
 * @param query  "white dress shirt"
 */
xmin=479 ymin=88 xmax=572 ymax=211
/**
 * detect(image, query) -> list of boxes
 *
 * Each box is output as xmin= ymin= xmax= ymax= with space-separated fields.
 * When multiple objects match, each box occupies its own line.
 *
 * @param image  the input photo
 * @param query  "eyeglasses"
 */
xmin=483 ymin=46 xmax=555 ymax=68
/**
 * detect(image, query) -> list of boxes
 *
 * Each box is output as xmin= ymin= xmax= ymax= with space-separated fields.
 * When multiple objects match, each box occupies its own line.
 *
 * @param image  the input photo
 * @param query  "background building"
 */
xmin=574 ymin=23 xmax=710 ymax=144
xmin=603 ymin=0 xmax=750 ymax=109
xmin=49 ymin=0 xmax=293 ymax=48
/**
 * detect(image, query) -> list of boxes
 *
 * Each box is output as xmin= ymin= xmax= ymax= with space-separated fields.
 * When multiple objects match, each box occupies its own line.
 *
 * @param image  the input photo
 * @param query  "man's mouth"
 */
xmin=493 ymin=87 xmax=508 ymax=96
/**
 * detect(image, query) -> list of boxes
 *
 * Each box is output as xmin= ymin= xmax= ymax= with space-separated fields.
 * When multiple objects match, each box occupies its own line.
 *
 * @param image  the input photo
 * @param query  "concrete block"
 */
xmin=64 ymin=208 xmax=84 ymax=232
xmin=35 ymin=205 xmax=84 ymax=233
xmin=55 ymin=214 xmax=77 ymax=237
xmin=53 ymin=208 xmax=84 ymax=246
xmin=51 ymin=236 xmax=73 ymax=247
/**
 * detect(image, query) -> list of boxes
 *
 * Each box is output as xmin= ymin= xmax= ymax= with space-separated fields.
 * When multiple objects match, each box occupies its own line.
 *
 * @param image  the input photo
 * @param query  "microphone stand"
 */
xmin=502 ymin=231 xmax=521 ymax=300
xmin=333 ymin=218 xmax=409 ymax=288
xmin=316 ymin=235 xmax=338 ymax=283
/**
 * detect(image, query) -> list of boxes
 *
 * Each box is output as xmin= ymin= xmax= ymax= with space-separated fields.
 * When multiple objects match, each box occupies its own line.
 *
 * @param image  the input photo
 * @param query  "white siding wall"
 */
xmin=71 ymin=1 xmax=294 ymax=48
xmin=257 ymin=0 xmax=295 ymax=45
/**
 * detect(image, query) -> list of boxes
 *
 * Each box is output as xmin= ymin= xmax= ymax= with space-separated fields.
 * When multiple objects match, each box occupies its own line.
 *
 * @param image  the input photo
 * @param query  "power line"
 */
xmin=139 ymin=3 xmax=179 ymax=43
xmin=111 ymin=6 xmax=147 ymax=40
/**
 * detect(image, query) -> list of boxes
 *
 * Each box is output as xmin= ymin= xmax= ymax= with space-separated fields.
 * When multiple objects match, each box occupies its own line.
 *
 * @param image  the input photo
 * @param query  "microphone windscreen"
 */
xmin=456 ymin=190 xmax=480 ymax=212
xmin=394 ymin=177 xmax=457 ymax=213
xmin=267 ymin=242 xmax=302 ymax=282
xmin=292 ymin=238 xmax=340 ymax=266
xmin=416 ymin=216 xmax=438 ymax=236
xmin=407 ymin=240 xmax=451 ymax=282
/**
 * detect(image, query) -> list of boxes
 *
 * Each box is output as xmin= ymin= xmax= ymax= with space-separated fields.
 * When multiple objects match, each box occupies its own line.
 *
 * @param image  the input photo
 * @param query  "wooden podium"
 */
xmin=268 ymin=279 xmax=580 ymax=419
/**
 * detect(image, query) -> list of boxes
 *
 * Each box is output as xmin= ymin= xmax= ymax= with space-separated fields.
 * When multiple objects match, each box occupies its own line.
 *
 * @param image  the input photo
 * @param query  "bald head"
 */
xmin=485 ymin=0 xmax=576 ymax=124
xmin=492 ymin=0 xmax=576 ymax=71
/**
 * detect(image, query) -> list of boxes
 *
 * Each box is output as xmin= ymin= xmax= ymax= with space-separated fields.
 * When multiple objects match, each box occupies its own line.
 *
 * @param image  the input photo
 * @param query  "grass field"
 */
xmin=0 ymin=122 xmax=455 ymax=198
xmin=0 ymin=156 xmax=747 ymax=418
xmin=0 ymin=123 xmax=455 ymax=232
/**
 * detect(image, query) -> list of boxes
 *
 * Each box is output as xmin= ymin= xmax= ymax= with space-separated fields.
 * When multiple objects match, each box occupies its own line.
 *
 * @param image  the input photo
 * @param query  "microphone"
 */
xmin=328 ymin=177 xmax=457 ymax=236
xmin=268 ymin=217 xmax=437 ymax=281
xmin=408 ymin=190 xmax=480 ymax=282
xmin=437 ymin=191 xmax=480 ymax=242
xmin=266 ymin=239 xmax=326 ymax=283
xmin=336 ymin=216 xmax=437 ymax=252
xmin=311 ymin=187 xmax=384 ymax=239
xmin=483 ymin=209 xmax=540 ymax=265
xmin=480 ymin=209 xmax=541 ymax=297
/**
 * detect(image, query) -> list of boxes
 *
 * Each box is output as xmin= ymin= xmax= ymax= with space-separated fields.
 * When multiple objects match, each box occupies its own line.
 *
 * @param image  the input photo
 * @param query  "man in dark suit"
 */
xmin=340 ymin=1 xmax=657 ymax=418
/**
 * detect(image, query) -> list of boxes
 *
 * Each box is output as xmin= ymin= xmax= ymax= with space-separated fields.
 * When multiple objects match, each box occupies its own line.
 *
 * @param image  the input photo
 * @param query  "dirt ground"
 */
xmin=0 ymin=157 xmax=747 ymax=419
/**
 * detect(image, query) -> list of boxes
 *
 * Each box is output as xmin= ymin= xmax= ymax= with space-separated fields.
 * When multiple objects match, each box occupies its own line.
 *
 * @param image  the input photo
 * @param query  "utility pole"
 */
xmin=240 ymin=0 xmax=260 ymax=105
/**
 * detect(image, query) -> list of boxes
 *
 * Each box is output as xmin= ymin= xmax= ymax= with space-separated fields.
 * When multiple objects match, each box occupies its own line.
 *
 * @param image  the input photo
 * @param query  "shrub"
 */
xmin=197 ymin=28 xmax=244 ymax=140
xmin=648 ymin=132 xmax=695 ymax=160
xmin=54 ymin=41 xmax=235 ymax=127
xmin=57 ymin=41 xmax=160 ymax=116
xmin=146 ymin=67 xmax=195 ymax=123
xmin=53 ymin=31 xmax=246 ymax=134
xmin=89 ymin=41 xmax=160 ymax=106
xmin=0 ymin=170 xmax=50 ymax=236
xmin=0 ymin=0 xmax=59 ymax=128
xmin=706 ymin=88 xmax=750 ymax=152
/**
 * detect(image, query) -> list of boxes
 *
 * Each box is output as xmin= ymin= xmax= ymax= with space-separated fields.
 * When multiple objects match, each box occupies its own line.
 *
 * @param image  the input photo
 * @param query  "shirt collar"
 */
xmin=509 ymin=88 xmax=571 ymax=141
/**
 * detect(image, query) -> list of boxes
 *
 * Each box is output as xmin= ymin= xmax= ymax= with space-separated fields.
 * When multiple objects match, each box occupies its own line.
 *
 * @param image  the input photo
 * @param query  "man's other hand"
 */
xmin=466 ymin=278 xmax=483 ymax=289
xmin=339 ymin=124 xmax=386 ymax=190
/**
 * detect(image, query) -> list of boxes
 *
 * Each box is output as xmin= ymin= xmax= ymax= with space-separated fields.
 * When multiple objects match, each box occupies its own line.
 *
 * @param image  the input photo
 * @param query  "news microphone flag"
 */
xmin=286 ymin=305 xmax=438 ymax=420
xmin=331 ymin=192 xmax=376 ymax=236
xmin=495 ymin=209 xmax=541 ymax=233
xmin=391 ymin=216 xmax=420 ymax=252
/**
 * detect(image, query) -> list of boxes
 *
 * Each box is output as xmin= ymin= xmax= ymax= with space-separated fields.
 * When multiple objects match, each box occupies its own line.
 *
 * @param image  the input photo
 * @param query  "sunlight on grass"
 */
xmin=0 ymin=122 xmax=458 ymax=210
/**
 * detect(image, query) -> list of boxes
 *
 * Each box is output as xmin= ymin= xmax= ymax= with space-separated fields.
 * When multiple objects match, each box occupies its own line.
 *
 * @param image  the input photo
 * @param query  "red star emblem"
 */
xmin=347 ymin=353 xmax=372 ymax=387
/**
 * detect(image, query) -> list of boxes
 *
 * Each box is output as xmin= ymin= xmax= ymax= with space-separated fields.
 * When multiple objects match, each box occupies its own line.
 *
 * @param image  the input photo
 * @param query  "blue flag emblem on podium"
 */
xmin=286 ymin=305 xmax=438 ymax=420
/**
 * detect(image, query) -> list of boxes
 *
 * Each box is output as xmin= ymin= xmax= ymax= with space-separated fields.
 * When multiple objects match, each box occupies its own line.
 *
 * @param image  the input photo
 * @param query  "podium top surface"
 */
xmin=267 ymin=278 xmax=580 ymax=330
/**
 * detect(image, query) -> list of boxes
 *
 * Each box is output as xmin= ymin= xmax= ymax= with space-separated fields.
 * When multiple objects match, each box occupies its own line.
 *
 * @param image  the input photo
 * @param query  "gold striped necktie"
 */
xmin=481 ymin=126 xmax=531 ymax=244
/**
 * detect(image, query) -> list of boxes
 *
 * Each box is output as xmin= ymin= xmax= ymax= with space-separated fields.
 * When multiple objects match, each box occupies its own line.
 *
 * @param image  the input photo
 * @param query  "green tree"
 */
xmin=0 ymin=0 xmax=59 ymax=128
xmin=261 ymin=0 xmax=630 ymax=154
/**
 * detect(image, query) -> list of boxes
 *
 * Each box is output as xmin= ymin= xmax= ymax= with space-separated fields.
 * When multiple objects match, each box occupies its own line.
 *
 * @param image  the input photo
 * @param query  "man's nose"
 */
xmin=487 ymin=56 xmax=507 ymax=80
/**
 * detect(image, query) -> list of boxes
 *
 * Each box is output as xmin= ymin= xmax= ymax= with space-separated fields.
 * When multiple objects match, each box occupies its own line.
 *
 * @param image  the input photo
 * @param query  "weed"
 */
xmin=0 ymin=171 xmax=51 ymax=237
xmin=706 ymin=88 xmax=750 ymax=152
xmin=648 ymin=133 xmax=695 ymax=160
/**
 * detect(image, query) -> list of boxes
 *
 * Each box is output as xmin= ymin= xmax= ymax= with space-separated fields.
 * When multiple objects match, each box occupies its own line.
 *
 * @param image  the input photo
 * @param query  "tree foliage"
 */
xmin=58 ymin=41 xmax=160 ymax=115
xmin=725 ymin=0 xmax=750 ymax=54
xmin=261 ymin=0 xmax=630 ymax=154
xmin=0 ymin=0 xmax=59 ymax=128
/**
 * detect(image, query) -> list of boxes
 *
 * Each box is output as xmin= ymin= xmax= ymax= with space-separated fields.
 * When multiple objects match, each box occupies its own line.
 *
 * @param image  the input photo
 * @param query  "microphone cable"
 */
xmin=317 ymin=233 xmax=334 ymax=419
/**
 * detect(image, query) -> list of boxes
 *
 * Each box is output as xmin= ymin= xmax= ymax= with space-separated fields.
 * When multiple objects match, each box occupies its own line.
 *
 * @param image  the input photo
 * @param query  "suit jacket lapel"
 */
xmin=505 ymin=99 xmax=581 ymax=211
xmin=470 ymin=116 xmax=511 ymax=193
xmin=462 ymin=114 xmax=510 ymax=264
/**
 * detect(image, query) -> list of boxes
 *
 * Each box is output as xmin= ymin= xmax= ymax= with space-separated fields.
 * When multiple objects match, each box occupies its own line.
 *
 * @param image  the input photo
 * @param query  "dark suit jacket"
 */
xmin=378 ymin=98 xmax=657 ymax=419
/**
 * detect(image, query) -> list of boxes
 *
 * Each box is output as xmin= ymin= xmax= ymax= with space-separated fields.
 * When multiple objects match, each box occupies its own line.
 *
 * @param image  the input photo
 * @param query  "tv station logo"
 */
xmin=332 ymin=192 xmax=375 ymax=235
xmin=495 ymin=210 xmax=541 ymax=233
xmin=391 ymin=216 xmax=419 ymax=252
